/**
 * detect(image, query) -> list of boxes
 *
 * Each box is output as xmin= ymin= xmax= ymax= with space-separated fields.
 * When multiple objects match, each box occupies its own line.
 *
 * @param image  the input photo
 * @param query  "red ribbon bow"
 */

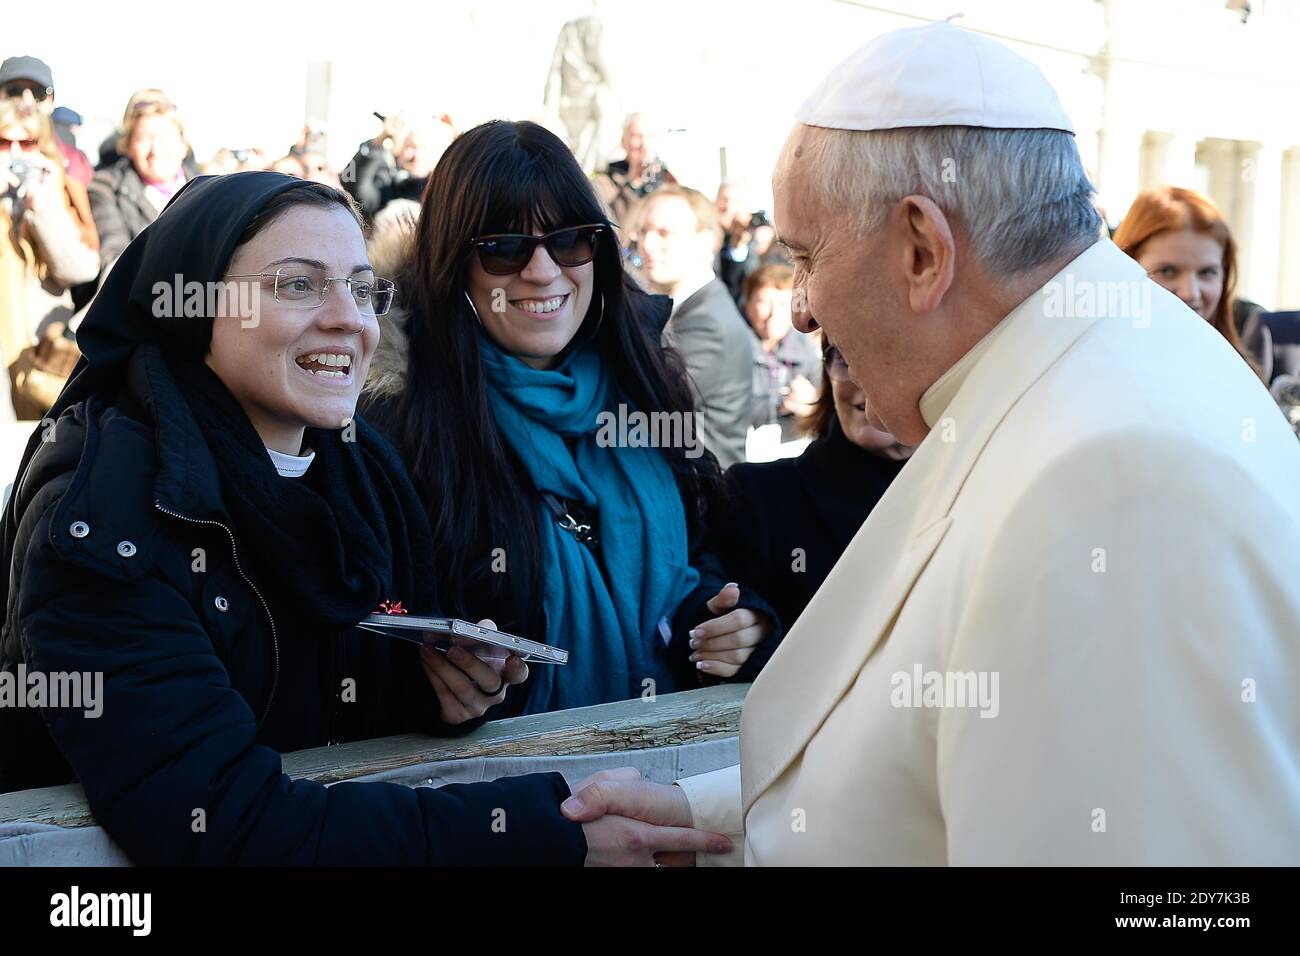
xmin=375 ymin=600 xmax=408 ymax=615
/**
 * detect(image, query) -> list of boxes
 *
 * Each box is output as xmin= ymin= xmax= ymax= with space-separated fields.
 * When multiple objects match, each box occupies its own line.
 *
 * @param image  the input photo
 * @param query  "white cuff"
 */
xmin=675 ymin=763 xmax=745 ymax=867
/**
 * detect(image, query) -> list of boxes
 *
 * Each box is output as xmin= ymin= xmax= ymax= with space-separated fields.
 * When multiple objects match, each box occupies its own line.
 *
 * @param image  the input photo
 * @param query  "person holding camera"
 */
xmin=593 ymin=112 xmax=677 ymax=237
xmin=0 ymin=97 xmax=99 ymax=420
xmin=343 ymin=112 xmax=453 ymax=223
xmin=0 ymin=56 xmax=93 ymax=187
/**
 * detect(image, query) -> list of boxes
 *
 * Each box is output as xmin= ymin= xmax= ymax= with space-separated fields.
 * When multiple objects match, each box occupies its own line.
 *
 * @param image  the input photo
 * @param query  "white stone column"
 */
xmin=1096 ymin=122 xmax=1145 ymax=225
xmin=1277 ymin=148 xmax=1300 ymax=310
xmin=1137 ymin=131 xmax=1200 ymax=193
xmin=1239 ymin=143 xmax=1283 ymax=309
xmin=1162 ymin=133 xmax=1201 ymax=191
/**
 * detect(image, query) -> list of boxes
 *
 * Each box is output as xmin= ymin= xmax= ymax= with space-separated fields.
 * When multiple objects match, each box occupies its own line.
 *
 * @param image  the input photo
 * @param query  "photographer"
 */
xmin=593 ymin=112 xmax=676 ymax=235
xmin=344 ymin=112 xmax=451 ymax=222
xmin=0 ymin=97 xmax=99 ymax=420
xmin=0 ymin=56 xmax=92 ymax=187
xmin=717 ymin=208 xmax=789 ymax=306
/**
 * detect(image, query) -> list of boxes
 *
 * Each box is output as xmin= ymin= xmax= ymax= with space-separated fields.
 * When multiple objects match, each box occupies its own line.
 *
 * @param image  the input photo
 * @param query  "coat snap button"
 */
xmin=69 ymin=521 xmax=90 ymax=539
xmin=214 ymin=596 xmax=230 ymax=612
xmin=116 ymin=540 xmax=137 ymax=558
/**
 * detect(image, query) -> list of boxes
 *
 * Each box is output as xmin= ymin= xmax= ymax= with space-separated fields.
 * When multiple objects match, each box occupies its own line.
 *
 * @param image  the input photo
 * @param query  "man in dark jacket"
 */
xmin=639 ymin=186 xmax=753 ymax=468
xmin=343 ymin=114 xmax=447 ymax=222
xmin=592 ymin=112 xmax=676 ymax=235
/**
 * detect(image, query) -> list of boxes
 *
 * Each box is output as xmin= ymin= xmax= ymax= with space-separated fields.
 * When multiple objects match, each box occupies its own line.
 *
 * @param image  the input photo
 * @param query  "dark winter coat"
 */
xmin=0 ymin=172 xmax=586 ymax=866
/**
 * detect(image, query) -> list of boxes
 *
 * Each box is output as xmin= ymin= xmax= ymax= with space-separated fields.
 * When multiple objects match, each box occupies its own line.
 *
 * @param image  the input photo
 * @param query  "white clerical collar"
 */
xmin=918 ymin=240 xmax=1114 ymax=430
xmin=267 ymin=446 xmax=316 ymax=478
xmin=918 ymin=315 xmax=1014 ymax=430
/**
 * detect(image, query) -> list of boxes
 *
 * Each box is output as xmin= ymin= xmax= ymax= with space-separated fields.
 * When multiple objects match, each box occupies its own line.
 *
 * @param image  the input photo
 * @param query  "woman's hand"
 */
xmin=18 ymin=154 xmax=62 ymax=213
xmin=688 ymin=583 xmax=774 ymax=679
xmin=419 ymin=618 xmax=528 ymax=723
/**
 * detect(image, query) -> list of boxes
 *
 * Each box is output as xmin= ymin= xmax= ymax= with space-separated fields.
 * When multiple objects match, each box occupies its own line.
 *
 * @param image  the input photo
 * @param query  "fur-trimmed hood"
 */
xmin=364 ymin=223 xmax=420 ymax=402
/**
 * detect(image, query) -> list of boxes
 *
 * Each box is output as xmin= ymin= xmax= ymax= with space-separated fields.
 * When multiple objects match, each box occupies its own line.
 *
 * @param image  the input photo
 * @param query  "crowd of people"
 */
xmin=1 ymin=21 xmax=1298 ymax=867
xmin=6 ymin=53 xmax=1294 ymax=446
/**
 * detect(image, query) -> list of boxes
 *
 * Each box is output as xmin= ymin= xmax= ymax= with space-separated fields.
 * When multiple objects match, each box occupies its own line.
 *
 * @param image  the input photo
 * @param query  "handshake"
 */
xmin=561 ymin=768 xmax=734 ymax=866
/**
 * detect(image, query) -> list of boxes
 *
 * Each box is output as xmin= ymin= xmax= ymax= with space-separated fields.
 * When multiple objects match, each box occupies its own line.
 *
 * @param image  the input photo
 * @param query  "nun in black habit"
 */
xmin=0 ymin=172 xmax=596 ymax=865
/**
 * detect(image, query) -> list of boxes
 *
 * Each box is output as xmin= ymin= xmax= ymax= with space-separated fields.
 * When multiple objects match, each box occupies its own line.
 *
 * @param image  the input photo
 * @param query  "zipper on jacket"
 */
xmin=327 ymin=631 xmax=343 ymax=746
xmin=153 ymin=500 xmax=280 ymax=728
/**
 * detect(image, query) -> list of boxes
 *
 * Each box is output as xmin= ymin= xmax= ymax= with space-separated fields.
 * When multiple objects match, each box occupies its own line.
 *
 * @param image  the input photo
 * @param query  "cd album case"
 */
xmin=356 ymin=613 xmax=570 ymax=665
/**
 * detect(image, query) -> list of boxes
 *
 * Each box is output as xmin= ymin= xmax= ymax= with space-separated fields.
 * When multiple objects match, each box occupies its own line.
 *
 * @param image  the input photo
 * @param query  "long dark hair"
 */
xmin=392 ymin=120 xmax=718 ymax=633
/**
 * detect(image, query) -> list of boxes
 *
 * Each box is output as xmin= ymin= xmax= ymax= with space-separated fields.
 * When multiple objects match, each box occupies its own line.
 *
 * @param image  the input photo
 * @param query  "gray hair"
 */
xmin=788 ymin=125 xmax=1102 ymax=278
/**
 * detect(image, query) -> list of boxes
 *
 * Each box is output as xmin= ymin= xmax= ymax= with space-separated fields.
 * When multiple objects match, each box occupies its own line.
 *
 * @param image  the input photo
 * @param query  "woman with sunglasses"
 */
xmin=0 ymin=96 xmax=99 ymax=420
xmin=710 ymin=342 xmax=914 ymax=634
xmin=363 ymin=120 xmax=782 ymax=715
xmin=0 ymin=171 xmax=731 ymax=865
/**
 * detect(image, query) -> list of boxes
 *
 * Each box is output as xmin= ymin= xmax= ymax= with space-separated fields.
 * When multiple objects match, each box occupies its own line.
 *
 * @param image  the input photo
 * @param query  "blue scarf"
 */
xmin=480 ymin=335 xmax=700 ymax=713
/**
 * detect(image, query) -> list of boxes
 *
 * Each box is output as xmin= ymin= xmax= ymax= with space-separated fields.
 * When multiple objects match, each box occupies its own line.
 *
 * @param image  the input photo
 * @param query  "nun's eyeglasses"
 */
xmin=468 ymin=224 xmax=606 ymax=276
xmin=225 ymin=268 xmax=396 ymax=316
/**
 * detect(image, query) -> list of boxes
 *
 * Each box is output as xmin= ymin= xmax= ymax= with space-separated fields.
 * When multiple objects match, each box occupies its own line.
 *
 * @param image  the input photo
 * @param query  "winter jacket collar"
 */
xmin=35 ymin=345 xmax=228 ymax=583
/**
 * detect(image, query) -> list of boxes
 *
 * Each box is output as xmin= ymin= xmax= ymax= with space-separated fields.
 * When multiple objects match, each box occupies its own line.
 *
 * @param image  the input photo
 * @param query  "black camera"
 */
xmin=3 ymin=156 xmax=46 ymax=197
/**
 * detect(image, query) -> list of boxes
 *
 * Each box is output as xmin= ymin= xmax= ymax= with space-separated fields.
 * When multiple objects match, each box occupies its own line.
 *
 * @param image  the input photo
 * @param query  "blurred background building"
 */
xmin=32 ymin=0 xmax=1300 ymax=307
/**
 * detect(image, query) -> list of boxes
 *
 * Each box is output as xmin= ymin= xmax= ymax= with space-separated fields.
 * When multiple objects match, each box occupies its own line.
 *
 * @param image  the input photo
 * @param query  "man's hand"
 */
xmin=562 ymin=768 xmax=731 ymax=866
xmin=690 ymin=583 xmax=774 ymax=678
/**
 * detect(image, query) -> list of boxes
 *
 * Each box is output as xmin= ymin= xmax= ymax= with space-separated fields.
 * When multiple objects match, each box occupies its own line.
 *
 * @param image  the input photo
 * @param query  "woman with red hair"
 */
xmin=1114 ymin=186 xmax=1261 ymax=377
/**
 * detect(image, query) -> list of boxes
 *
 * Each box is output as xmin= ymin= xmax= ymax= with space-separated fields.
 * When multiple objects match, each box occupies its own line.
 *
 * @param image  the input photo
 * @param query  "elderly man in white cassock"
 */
xmin=562 ymin=20 xmax=1300 ymax=865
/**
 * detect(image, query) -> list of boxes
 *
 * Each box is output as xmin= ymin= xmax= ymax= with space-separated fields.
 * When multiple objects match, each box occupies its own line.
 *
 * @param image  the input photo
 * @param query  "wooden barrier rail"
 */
xmin=0 ymin=684 xmax=748 ymax=830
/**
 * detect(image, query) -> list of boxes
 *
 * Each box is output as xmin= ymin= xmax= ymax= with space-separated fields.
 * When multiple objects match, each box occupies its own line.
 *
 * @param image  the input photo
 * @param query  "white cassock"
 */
xmin=678 ymin=238 xmax=1300 ymax=865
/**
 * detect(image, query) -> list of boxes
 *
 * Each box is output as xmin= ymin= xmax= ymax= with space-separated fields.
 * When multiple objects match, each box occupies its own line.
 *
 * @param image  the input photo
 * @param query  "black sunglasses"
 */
xmin=469 ymin=224 xmax=606 ymax=276
xmin=2 ymin=82 xmax=52 ymax=102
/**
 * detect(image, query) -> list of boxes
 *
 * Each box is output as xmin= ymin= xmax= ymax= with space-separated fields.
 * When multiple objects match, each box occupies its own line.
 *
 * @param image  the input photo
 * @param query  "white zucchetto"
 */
xmin=795 ymin=19 xmax=1075 ymax=134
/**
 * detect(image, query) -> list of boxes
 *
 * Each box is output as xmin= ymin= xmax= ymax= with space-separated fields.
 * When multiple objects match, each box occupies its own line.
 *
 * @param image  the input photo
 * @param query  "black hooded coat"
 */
xmin=0 ymin=172 xmax=586 ymax=866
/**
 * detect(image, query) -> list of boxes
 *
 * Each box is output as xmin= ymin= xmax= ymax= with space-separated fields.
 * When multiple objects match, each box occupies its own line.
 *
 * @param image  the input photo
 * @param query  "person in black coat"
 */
xmin=0 ymin=171 xmax=727 ymax=866
xmin=712 ymin=340 xmax=914 ymax=633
